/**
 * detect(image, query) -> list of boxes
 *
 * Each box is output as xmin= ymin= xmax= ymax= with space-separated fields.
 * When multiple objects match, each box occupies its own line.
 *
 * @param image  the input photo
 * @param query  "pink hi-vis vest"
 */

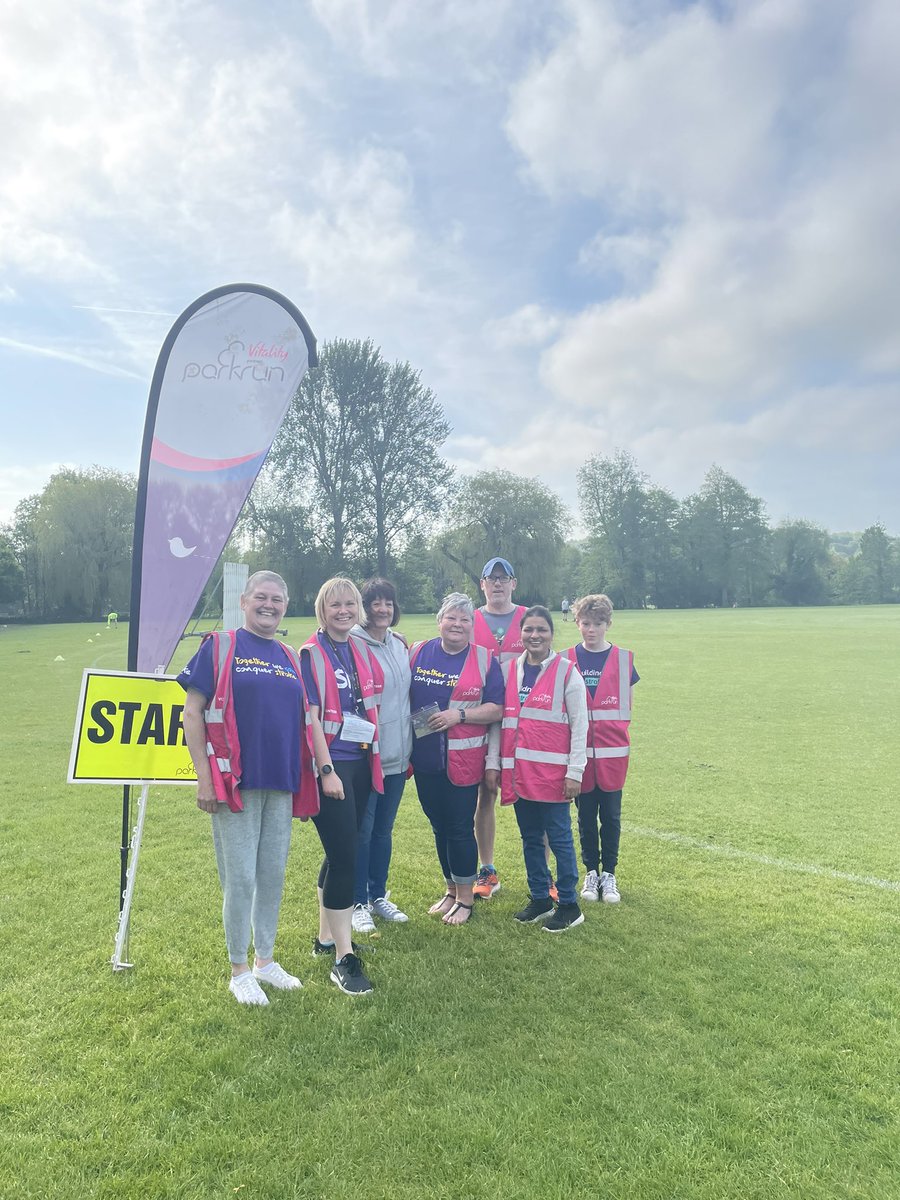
xmin=204 ymin=631 xmax=319 ymax=818
xmin=301 ymin=634 xmax=385 ymax=794
xmin=499 ymin=653 xmax=576 ymax=806
xmin=472 ymin=605 xmax=527 ymax=664
xmin=409 ymin=640 xmax=493 ymax=785
xmin=565 ymin=644 xmax=633 ymax=792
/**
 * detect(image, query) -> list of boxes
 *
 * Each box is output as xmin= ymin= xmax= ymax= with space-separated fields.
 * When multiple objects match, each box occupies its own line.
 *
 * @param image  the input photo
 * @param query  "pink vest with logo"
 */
xmin=472 ymin=605 xmax=527 ymax=664
xmin=301 ymin=634 xmax=385 ymax=793
xmin=204 ymin=631 xmax=319 ymax=818
xmin=565 ymin=644 xmax=633 ymax=792
xmin=409 ymin=640 xmax=492 ymax=785
xmin=499 ymin=653 xmax=576 ymax=805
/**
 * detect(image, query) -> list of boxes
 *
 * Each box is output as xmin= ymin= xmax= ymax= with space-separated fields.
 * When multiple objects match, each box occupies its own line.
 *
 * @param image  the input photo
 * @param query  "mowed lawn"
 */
xmin=1 ymin=606 xmax=898 ymax=1200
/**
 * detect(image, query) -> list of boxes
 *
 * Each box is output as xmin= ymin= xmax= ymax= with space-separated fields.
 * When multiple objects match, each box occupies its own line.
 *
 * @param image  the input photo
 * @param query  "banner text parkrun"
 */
xmin=181 ymin=340 xmax=288 ymax=383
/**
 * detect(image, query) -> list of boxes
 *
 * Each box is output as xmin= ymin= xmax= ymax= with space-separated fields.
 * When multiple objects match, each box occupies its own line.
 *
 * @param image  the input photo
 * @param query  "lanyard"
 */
xmin=322 ymin=632 xmax=365 ymax=715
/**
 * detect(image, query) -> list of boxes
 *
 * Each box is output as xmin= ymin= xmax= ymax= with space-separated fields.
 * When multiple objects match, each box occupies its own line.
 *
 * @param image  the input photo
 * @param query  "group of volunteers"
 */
xmin=178 ymin=558 xmax=638 ymax=1005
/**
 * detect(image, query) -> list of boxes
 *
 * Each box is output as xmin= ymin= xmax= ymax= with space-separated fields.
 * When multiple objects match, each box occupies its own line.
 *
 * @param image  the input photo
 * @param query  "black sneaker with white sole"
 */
xmin=514 ymin=896 xmax=555 ymax=924
xmin=542 ymin=902 xmax=585 ymax=933
xmin=330 ymin=952 xmax=374 ymax=995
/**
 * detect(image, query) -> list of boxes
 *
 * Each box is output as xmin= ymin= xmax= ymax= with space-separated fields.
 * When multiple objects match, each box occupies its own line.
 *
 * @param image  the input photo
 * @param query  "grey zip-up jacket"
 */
xmin=350 ymin=624 xmax=413 ymax=776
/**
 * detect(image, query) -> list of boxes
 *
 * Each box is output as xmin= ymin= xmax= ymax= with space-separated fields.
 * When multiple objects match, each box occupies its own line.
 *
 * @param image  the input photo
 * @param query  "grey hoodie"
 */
xmin=350 ymin=624 xmax=413 ymax=775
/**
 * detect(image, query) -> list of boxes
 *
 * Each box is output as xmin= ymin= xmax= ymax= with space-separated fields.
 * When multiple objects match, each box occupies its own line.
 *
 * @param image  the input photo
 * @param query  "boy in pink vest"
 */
xmin=566 ymin=594 xmax=639 ymax=904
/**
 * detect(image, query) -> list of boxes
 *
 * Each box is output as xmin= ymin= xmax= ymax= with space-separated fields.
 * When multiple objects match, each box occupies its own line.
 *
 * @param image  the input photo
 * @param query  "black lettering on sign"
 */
xmin=168 ymin=704 xmax=186 ymax=747
xmin=87 ymin=700 xmax=116 ymax=743
xmin=136 ymin=703 xmax=165 ymax=745
xmin=118 ymin=701 xmax=142 ymax=743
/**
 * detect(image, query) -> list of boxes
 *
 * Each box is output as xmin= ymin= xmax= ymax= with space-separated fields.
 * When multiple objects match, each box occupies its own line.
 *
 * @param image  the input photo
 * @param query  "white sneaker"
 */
xmin=369 ymin=893 xmax=409 ymax=923
xmin=253 ymin=961 xmax=303 ymax=990
xmin=581 ymin=870 xmax=601 ymax=902
xmin=351 ymin=903 xmax=377 ymax=934
xmin=229 ymin=971 xmax=269 ymax=1006
xmin=600 ymin=871 xmax=621 ymax=903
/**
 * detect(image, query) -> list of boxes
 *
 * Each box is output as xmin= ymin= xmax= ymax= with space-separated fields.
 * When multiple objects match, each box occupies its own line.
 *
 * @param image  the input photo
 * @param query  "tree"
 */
xmin=856 ymin=523 xmax=898 ymax=603
xmin=577 ymin=450 xmax=650 ymax=607
xmin=681 ymin=465 xmax=770 ymax=606
xmin=0 ymin=532 xmax=24 ymax=607
xmin=770 ymin=520 xmax=831 ymax=605
xmin=13 ymin=468 xmax=135 ymax=619
xmin=438 ymin=469 xmax=570 ymax=604
xmin=268 ymin=339 xmax=454 ymax=574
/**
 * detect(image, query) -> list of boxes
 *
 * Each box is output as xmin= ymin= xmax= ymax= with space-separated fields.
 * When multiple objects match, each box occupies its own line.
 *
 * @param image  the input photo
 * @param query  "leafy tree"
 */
xmin=577 ymin=450 xmax=649 ymax=607
xmin=268 ymin=339 xmax=453 ymax=574
xmin=682 ymin=465 xmax=770 ymax=606
xmin=770 ymin=520 xmax=831 ymax=605
xmin=438 ymin=469 xmax=570 ymax=604
xmin=856 ymin=523 xmax=898 ymax=603
xmin=15 ymin=468 xmax=135 ymax=619
xmin=0 ymin=532 xmax=24 ymax=607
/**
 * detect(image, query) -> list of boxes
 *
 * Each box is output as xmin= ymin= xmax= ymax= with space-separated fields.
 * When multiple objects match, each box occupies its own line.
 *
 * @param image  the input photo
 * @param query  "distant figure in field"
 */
xmin=566 ymin=594 xmax=639 ymax=906
xmin=561 ymin=598 xmax=570 ymax=622
xmin=178 ymin=570 xmax=314 ymax=1006
xmin=107 ymin=612 xmax=118 ymax=628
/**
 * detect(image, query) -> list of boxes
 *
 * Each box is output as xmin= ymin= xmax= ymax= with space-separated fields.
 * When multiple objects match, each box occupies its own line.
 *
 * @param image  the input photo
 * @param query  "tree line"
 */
xmin=2 ymin=340 xmax=897 ymax=620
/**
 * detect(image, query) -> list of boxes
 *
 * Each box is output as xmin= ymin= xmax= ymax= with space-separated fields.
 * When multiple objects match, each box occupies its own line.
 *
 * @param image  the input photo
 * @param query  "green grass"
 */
xmin=1 ymin=607 xmax=899 ymax=1199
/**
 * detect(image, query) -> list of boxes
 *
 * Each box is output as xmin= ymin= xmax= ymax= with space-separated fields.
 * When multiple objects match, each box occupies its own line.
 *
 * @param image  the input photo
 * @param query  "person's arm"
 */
xmin=426 ymin=700 xmax=502 ymax=733
xmin=182 ymin=688 xmax=219 ymax=814
xmin=563 ymin=668 xmax=588 ymax=799
xmin=306 ymin=704 xmax=345 ymax=799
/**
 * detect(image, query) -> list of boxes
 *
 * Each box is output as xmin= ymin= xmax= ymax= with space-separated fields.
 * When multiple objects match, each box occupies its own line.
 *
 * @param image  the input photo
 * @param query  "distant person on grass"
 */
xmin=566 ymin=594 xmax=639 ymax=904
xmin=485 ymin=605 xmax=588 ymax=932
xmin=301 ymin=577 xmax=385 ymax=996
xmin=409 ymin=593 xmax=504 ymax=925
xmin=349 ymin=577 xmax=413 ymax=933
xmin=179 ymin=570 xmax=315 ymax=1007
xmin=470 ymin=557 xmax=527 ymax=900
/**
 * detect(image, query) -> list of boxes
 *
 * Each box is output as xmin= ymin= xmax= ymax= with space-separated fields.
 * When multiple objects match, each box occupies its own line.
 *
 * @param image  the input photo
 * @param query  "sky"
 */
xmin=2 ymin=0 xmax=899 ymax=534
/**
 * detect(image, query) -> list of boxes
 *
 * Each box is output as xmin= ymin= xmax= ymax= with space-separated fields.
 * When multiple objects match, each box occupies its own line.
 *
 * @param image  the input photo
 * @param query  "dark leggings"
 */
xmin=576 ymin=786 xmax=623 ymax=874
xmin=311 ymin=758 xmax=371 ymax=909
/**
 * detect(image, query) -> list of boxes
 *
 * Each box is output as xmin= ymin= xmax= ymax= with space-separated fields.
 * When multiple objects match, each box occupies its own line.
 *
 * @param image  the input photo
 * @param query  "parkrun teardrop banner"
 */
xmin=128 ymin=284 xmax=317 ymax=676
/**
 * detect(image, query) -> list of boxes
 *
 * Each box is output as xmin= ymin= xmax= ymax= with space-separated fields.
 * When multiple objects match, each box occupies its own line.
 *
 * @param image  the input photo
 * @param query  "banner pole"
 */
xmin=119 ymin=783 xmax=130 ymax=913
xmin=112 ymin=782 xmax=151 ymax=971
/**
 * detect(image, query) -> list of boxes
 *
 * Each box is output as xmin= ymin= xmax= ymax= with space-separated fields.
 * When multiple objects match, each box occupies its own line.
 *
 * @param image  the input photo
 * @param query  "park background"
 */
xmin=2 ymin=603 xmax=898 ymax=1199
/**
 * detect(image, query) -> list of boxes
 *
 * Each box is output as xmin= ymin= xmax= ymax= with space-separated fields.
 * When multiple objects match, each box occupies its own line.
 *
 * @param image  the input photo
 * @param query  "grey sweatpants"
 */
xmin=211 ymin=789 xmax=293 ymax=964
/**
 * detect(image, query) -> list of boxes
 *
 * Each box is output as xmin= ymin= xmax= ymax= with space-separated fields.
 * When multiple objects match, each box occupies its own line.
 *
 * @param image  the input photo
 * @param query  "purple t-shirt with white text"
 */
xmin=300 ymin=634 xmax=367 ymax=761
xmin=176 ymin=629 xmax=303 ymax=793
xmin=409 ymin=639 xmax=504 ymax=773
xmin=575 ymin=645 xmax=640 ymax=697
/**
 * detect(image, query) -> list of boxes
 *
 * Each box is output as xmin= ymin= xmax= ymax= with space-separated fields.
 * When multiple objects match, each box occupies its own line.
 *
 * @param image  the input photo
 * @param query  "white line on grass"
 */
xmin=625 ymin=824 xmax=900 ymax=892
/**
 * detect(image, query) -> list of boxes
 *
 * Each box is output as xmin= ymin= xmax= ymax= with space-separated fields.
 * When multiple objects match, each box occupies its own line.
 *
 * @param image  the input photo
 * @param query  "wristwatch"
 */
xmin=458 ymin=709 xmax=467 ymax=724
xmin=321 ymin=763 xmax=334 ymax=775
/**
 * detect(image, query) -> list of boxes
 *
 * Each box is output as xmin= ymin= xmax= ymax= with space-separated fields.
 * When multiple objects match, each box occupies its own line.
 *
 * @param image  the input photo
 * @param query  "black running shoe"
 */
xmin=542 ymin=902 xmax=585 ymax=933
xmin=330 ymin=953 xmax=374 ymax=995
xmin=514 ymin=896 xmax=555 ymax=924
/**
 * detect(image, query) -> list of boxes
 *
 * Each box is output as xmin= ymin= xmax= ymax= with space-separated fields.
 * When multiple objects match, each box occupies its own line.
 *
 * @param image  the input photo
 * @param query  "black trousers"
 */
xmin=311 ymin=758 xmax=371 ymax=908
xmin=575 ymin=786 xmax=623 ymax=874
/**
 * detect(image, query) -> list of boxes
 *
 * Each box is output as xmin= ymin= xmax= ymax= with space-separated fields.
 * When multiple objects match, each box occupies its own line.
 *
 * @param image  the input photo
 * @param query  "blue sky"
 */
xmin=2 ymin=0 xmax=899 ymax=533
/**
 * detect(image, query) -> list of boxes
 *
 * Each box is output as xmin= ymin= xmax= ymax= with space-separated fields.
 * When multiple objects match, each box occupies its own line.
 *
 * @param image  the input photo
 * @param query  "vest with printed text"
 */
xmin=565 ymin=644 xmax=633 ymax=792
xmin=472 ymin=605 xmax=527 ymax=664
xmin=409 ymin=640 xmax=492 ymax=785
xmin=498 ymin=652 xmax=576 ymax=805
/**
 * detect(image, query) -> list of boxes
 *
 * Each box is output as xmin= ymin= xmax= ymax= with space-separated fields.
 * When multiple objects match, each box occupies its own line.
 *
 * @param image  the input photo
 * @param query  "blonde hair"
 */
xmin=572 ymin=593 xmax=613 ymax=624
xmin=314 ymin=576 xmax=363 ymax=628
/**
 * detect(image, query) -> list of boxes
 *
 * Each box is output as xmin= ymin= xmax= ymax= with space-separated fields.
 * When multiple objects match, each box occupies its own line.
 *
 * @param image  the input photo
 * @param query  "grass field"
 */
xmin=1 ymin=607 xmax=899 ymax=1200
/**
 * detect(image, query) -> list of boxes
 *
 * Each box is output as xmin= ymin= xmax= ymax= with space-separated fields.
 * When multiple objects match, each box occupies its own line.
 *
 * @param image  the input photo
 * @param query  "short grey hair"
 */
xmin=242 ymin=570 xmax=289 ymax=601
xmin=436 ymin=591 xmax=475 ymax=622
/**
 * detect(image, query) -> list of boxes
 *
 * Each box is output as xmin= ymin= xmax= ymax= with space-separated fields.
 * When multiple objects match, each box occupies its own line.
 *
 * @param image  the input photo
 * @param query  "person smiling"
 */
xmin=349 ymin=578 xmax=413 ymax=931
xmin=301 ymin=577 xmax=384 ymax=995
xmin=409 ymin=593 xmax=504 ymax=925
xmin=179 ymin=571 xmax=315 ymax=1006
xmin=485 ymin=605 xmax=588 ymax=932
xmin=470 ymin=557 xmax=528 ymax=900
xmin=565 ymin=594 xmax=639 ymax=905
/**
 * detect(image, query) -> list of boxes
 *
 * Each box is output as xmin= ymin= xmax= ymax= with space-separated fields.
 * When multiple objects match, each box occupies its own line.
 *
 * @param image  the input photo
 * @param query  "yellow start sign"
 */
xmin=69 ymin=669 xmax=197 ymax=785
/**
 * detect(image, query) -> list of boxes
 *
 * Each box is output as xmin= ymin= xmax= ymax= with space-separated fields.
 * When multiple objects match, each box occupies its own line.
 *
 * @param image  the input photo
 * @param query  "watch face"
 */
xmin=321 ymin=764 xmax=333 ymax=775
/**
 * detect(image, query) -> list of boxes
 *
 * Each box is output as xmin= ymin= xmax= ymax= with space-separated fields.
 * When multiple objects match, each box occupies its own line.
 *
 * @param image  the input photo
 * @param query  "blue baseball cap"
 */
xmin=481 ymin=557 xmax=516 ymax=578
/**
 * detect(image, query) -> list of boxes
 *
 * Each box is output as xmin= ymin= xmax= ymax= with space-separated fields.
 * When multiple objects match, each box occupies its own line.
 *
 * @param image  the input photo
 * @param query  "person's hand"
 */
xmin=321 ymin=771 xmax=345 ymax=800
xmin=484 ymin=769 xmax=500 ymax=791
xmin=427 ymin=708 xmax=461 ymax=733
xmin=196 ymin=785 xmax=219 ymax=814
xmin=563 ymin=777 xmax=581 ymax=801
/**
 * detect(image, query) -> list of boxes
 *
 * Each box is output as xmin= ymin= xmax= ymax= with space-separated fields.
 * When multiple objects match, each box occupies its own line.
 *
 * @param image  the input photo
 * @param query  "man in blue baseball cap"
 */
xmin=470 ymin=557 xmax=528 ymax=898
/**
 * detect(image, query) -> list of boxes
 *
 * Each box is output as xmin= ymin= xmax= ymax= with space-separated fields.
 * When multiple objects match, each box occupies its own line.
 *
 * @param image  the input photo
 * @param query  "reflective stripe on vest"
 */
xmin=499 ymin=654 xmax=573 ymax=803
